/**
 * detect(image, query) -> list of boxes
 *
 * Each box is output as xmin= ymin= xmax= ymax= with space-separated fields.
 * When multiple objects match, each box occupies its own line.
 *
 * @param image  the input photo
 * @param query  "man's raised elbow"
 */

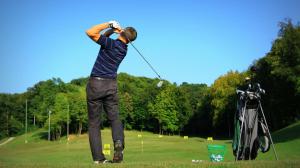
xmin=86 ymin=30 xmax=92 ymax=37
xmin=85 ymin=29 xmax=100 ymax=42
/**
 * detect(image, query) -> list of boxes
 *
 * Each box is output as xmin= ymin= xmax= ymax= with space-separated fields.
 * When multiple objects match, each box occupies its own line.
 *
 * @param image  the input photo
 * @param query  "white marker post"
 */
xmin=48 ymin=110 xmax=51 ymax=141
xmin=25 ymin=99 xmax=28 ymax=144
xmin=141 ymin=140 xmax=144 ymax=153
xmin=138 ymin=133 xmax=143 ymax=153
xmin=67 ymin=104 xmax=69 ymax=143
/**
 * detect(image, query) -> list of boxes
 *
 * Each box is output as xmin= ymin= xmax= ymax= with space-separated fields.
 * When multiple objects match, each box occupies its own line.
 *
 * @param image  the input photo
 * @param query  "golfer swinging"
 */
xmin=85 ymin=21 xmax=137 ymax=164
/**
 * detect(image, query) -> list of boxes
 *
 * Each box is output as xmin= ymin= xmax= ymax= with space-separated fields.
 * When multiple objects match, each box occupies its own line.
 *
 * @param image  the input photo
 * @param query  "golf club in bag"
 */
xmin=232 ymin=82 xmax=278 ymax=161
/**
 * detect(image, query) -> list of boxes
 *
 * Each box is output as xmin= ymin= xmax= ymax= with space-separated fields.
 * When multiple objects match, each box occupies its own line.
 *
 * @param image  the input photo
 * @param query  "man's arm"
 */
xmin=85 ymin=22 xmax=110 ymax=42
xmin=103 ymin=28 xmax=123 ymax=37
xmin=103 ymin=29 xmax=114 ymax=37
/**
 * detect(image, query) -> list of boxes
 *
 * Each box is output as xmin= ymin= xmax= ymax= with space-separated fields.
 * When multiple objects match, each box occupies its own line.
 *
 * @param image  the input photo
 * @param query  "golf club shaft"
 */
xmin=122 ymin=31 xmax=162 ymax=80
xmin=129 ymin=42 xmax=162 ymax=80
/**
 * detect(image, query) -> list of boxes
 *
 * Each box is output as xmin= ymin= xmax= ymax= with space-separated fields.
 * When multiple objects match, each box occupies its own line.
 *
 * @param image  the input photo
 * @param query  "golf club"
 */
xmin=122 ymin=29 xmax=164 ymax=88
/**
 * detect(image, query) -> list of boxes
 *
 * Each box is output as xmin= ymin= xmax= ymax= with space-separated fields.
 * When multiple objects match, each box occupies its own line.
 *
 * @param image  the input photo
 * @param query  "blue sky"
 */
xmin=0 ymin=0 xmax=299 ymax=93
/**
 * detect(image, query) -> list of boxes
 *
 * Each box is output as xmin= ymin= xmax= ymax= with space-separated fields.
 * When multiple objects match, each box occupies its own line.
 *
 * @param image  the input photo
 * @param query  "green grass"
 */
xmin=1 ymin=122 xmax=300 ymax=168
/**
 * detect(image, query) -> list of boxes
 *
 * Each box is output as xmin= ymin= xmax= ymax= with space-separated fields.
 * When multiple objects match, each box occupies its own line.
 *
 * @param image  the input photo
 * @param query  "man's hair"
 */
xmin=122 ymin=27 xmax=137 ymax=42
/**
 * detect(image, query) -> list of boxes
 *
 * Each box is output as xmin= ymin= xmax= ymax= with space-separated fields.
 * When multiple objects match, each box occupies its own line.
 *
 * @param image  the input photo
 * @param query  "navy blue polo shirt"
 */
xmin=90 ymin=35 xmax=128 ymax=79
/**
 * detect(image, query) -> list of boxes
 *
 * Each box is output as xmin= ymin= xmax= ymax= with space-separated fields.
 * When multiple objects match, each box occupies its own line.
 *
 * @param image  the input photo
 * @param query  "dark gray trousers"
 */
xmin=86 ymin=77 xmax=124 ymax=161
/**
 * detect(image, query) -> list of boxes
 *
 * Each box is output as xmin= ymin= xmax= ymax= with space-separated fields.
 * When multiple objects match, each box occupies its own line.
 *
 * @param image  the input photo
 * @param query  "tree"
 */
xmin=27 ymin=78 xmax=65 ymax=127
xmin=8 ymin=116 xmax=24 ymax=136
xmin=68 ymin=87 xmax=87 ymax=135
xmin=49 ymin=93 xmax=69 ymax=140
xmin=117 ymin=72 xmax=164 ymax=131
xmin=210 ymin=71 xmax=245 ymax=137
xmin=174 ymin=87 xmax=192 ymax=134
xmin=148 ymin=86 xmax=179 ymax=134
xmin=179 ymin=83 xmax=212 ymax=136
xmin=70 ymin=77 xmax=88 ymax=87
xmin=0 ymin=94 xmax=26 ymax=139
xmin=119 ymin=92 xmax=134 ymax=129
xmin=253 ymin=19 xmax=300 ymax=130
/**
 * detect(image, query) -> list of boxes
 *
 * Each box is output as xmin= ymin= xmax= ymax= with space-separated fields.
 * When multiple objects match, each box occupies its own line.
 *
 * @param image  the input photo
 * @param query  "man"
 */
xmin=85 ymin=20 xmax=137 ymax=164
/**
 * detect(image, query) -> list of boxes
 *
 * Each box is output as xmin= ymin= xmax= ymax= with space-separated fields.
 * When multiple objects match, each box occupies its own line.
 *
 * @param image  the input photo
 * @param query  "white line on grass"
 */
xmin=0 ymin=137 xmax=15 ymax=146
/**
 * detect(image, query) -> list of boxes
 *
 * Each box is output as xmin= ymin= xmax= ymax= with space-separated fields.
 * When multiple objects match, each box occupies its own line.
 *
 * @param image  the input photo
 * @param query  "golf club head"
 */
xmin=157 ymin=81 xmax=163 ymax=88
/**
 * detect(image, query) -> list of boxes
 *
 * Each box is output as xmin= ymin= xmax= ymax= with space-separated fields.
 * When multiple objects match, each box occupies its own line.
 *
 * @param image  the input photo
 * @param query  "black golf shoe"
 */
xmin=113 ymin=140 xmax=123 ymax=163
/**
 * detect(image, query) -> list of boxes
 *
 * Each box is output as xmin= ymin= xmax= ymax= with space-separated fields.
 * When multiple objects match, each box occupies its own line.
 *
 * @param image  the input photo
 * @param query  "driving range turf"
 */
xmin=0 ymin=121 xmax=300 ymax=168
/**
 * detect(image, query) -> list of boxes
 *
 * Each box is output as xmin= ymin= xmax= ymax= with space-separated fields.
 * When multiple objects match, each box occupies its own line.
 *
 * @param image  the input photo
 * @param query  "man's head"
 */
xmin=119 ymin=27 xmax=137 ymax=44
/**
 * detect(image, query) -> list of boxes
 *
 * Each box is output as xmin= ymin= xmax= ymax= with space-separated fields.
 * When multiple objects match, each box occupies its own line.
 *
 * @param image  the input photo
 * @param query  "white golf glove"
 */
xmin=108 ymin=20 xmax=121 ymax=29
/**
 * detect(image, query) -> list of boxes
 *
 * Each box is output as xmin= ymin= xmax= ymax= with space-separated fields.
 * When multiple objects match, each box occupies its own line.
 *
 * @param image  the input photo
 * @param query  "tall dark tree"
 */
xmin=210 ymin=71 xmax=245 ymax=137
xmin=254 ymin=19 xmax=300 ymax=130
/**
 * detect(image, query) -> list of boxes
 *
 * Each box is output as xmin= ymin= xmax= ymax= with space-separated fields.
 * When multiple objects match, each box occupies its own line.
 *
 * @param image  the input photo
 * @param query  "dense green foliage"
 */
xmin=0 ymin=20 xmax=299 ymax=140
xmin=253 ymin=20 xmax=300 ymax=130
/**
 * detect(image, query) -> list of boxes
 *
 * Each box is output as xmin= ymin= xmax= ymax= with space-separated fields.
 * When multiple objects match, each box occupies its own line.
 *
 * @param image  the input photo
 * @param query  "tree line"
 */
xmin=0 ymin=19 xmax=299 ymax=140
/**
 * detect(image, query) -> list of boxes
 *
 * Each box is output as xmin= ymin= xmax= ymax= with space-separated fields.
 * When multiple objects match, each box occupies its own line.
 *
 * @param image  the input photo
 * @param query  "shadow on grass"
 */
xmin=31 ymin=131 xmax=48 ymax=141
xmin=272 ymin=121 xmax=300 ymax=143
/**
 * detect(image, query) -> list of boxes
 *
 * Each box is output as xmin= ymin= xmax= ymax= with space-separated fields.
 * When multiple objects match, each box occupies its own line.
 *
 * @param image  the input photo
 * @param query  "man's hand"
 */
xmin=103 ymin=28 xmax=121 ymax=37
xmin=108 ymin=20 xmax=121 ymax=30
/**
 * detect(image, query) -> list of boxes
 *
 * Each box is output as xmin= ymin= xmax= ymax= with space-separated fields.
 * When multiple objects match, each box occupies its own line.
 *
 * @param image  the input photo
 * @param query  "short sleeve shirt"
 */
xmin=90 ymin=35 xmax=128 ymax=79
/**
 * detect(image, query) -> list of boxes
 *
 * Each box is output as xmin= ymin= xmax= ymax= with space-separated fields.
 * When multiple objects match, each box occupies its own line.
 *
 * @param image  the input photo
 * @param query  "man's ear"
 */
xmin=121 ymin=34 xmax=129 ymax=43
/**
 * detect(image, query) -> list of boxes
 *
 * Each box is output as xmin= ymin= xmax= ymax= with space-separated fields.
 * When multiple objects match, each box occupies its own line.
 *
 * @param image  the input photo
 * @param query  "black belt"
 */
xmin=90 ymin=76 xmax=116 ymax=81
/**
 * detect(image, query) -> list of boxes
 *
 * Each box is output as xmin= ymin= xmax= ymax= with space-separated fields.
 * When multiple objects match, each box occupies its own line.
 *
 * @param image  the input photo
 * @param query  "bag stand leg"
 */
xmin=259 ymin=101 xmax=279 ymax=160
xmin=235 ymin=101 xmax=247 ymax=161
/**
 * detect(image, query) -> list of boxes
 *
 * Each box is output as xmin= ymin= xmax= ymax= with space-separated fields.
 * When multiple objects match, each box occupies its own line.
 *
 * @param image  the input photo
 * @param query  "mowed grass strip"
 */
xmin=1 ymin=123 xmax=300 ymax=168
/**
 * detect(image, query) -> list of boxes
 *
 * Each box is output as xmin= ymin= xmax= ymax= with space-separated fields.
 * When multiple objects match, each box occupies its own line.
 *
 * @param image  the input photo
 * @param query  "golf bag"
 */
xmin=232 ymin=83 xmax=271 ymax=160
